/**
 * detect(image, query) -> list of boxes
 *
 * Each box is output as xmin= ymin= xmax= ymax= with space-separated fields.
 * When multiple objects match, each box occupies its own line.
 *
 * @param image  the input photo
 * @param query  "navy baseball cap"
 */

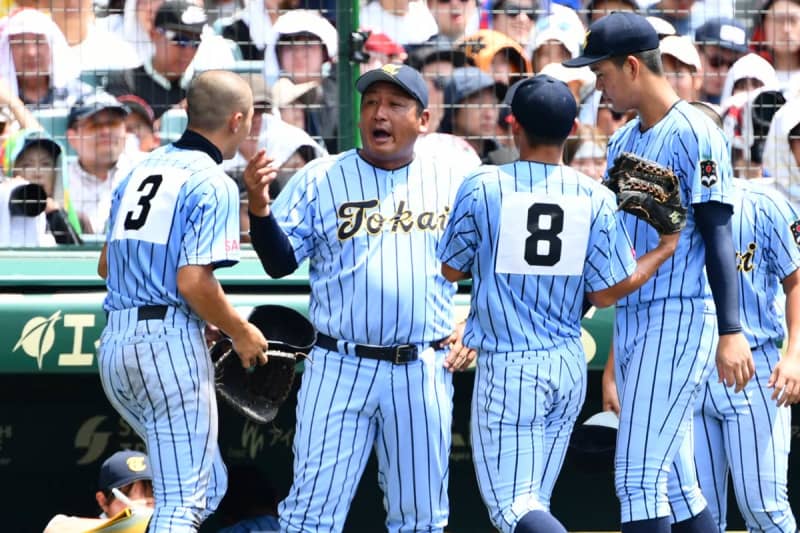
xmin=694 ymin=17 xmax=748 ymax=54
xmin=563 ymin=12 xmax=659 ymax=68
xmin=68 ymin=91 xmax=128 ymax=128
xmin=98 ymin=450 xmax=152 ymax=491
xmin=510 ymin=74 xmax=577 ymax=140
xmin=356 ymin=64 xmax=429 ymax=108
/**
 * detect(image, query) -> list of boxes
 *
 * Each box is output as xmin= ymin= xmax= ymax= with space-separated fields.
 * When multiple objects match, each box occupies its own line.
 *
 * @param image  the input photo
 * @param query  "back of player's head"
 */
xmin=186 ymin=70 xmax=253 ymax=132
xmin=510 ymin=75 xmax=577 ymax=145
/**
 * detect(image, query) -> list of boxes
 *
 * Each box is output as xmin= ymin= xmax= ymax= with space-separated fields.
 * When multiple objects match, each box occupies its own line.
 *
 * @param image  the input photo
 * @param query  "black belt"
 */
xmin=137 ymin=305 xmax=168 ymax=321
xmin=316 ymin=332 xmax=447 ymax=364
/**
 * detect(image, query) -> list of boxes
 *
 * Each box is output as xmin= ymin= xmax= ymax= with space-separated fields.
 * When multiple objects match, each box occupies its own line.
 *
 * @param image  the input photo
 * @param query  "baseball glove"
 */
xmin=606 ymin=152 xmax=687 ymax=235
xmin=212 ymin=305 xmax=317 ymax=424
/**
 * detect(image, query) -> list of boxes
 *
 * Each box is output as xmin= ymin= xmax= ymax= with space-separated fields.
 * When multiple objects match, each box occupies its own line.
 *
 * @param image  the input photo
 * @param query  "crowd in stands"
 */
xmin=0 ymin=0 xmax=799 ymax=245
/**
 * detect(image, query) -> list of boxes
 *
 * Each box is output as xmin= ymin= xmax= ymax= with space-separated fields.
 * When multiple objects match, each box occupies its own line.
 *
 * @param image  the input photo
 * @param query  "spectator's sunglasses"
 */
xmin=705 ymin=53 xmax=736 ymax=69
xmin=496 ymin=2 xmax=538 ymax=19
xmin=159 ymin=29 xmax=202 ymax=48
xmin=437 ymin=0 xmax=472 ymax=2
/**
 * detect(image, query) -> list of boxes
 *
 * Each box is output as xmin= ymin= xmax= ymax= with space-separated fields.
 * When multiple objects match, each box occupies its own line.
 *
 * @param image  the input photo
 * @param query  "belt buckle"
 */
xmin=394 ymin=344 xmax=417 ymax=364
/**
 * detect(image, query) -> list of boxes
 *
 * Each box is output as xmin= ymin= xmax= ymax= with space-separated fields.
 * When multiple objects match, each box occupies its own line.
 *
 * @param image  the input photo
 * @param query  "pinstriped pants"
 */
xmin=278 ymin=346 xmax=453 ymax=533
xmin=674 ymin=343 xmax=796 ymax=532
xmin=614 ymin=299 xmax=717 ymax=523
xmin=98 ymin=307 xmax=227 ymax=533
xmin=471 ymin=345 xmax=587 ymax=533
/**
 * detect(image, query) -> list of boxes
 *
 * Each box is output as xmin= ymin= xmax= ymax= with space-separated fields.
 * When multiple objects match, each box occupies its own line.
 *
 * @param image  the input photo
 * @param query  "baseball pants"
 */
xmin=98 ymin=307 xmax=227 ymax=533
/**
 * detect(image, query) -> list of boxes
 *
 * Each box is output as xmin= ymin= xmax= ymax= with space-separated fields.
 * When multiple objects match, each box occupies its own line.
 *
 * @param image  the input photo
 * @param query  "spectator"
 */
xmin=439 ymin=66 xmax=514 ymax=163
xmin=0 ymin=8 xmax=84 ymax=109
xmin=584 ymin=0 xmax=637 ymax=24
xmin=42 ymin=450 xmax=154 ymax=533
xmin=105 ymin=0 xmax=206 ymax=119
xmin=693 ymin=17 xmax=748 ymax=105
xmin=751 ymin=0 xmax=800 ymax=89
xmin=0 ymin=77 xmax=43 ymax=141
xmin=221 ymin=74 xmax=272 ymax=182
xmin=360 ymin=31 xmax=407 ymax=74
xmin=458 ymin=28 xmax=531 ymax=85
xmin=407 ymin=33 xmax=471 ymax=130
xmin=109 ymin=0 xmax=236 ymax=71
xmin=567 ymin=130 xmax=607 ymax=181
xmin=359 ymin=0 xmax=438 ymax=46
xmin=116 ymin=94 xmax=159 ymax=151
xmin=644 ymin=0 xmax=697 ymax=35
xmin=488 ymin=0 xmax=538 ymax=46
xmin=763 ymin=96 xmax=800 ymax=202
xmin=0 ymin=128 xmax=83 ymax=245
xmin=219 ymin=0 xmax=279 ymax=73
xmin=733 ymin=89 xmax=787 ymax=179
xmin=646 ymin=15 xmax=677 ymax=38
xmin=49 ymin=0 xmax=141 ymax=72
xmin=527 ymin=24 xmax=580 ymax=72
xmin=720 ymin=53 xmax=779 ymax=106
xmin=259 ymin=112 xmax=326 ymax=197
xmin=426 ymin=0 xmax=479 ymax=42
xmin=271 ymin=76 xmax=320 ymax=132
xmin=59 ymin=91 xmax=137 ymax=235
xmin=660 ymin=35 xmax=702 ymax=101
xmin=265 ymin=9 xmax=338 ymax=150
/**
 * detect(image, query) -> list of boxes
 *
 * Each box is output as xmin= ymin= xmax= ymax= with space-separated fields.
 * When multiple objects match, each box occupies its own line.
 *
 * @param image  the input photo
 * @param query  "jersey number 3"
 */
xmin=496 ymin=193 xmax=590 ymax=276
xmin=124 ymin=174 xmax=163 ymax=230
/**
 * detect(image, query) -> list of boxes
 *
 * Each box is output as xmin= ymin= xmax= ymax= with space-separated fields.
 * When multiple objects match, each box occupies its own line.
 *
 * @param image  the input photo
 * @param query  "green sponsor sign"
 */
xmin=0 ymin=249 xmax=616 ymax=374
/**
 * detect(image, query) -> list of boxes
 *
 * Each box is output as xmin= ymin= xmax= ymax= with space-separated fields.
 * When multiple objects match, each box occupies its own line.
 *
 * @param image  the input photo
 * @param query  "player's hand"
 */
xmin=230 ymin=322 xmax=269 ymax=370
xmin=768 ymin=354 xmax=800 ymax=407
xmin=601 ymin=362 xmax=620 ymax=415
xmin=442 ymin=321 xmax=476 ymax=372
xmin=715 ymin=332 xmax=755 ymax=393
xmin=243 ymin=149 xmax=278 ymax=216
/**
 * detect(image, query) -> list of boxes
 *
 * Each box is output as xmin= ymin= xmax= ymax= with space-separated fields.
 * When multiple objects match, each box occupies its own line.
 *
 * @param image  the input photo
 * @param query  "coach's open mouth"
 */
xmin=371 ymin=128 xmax=392 ymax=141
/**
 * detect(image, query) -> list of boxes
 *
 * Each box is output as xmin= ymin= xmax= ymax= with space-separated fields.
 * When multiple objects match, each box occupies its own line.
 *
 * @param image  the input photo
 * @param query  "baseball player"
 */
xmin=564 ymin=12 xmax=754 ymax=533
xmin=679 ymin=177 xmax=800 ymax=531
xmin=97 ymin=70 xmax=269 ymax=533
xmin=437 ymin=74 xmax=681 ymax=533
xmin=243 ymin=63 xmax=477 ymax=533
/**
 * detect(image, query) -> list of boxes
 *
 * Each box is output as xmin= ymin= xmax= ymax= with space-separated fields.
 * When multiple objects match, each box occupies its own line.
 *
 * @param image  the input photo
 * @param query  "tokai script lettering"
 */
xmin=337 ymin=199 xmax=451 ymax=240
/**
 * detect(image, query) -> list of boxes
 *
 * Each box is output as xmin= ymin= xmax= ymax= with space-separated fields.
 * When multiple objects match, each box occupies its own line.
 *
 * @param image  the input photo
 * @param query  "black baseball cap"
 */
xmin=406 ymin=34 xmax=471 ymax=71
xmin=154 ymin=0 xmax=207 ymax=34
xmin=511 ymin=74 xmax=577 ymax=141
xmin=563 ymin=12 xmax=659 ymax=68
xmin=693 ymin=17 xmax=748 ymax=54
xmin=98 ymin=450 xmax=152 ymax=491
xmin=356 ymin=64 xmax=429 ymax=108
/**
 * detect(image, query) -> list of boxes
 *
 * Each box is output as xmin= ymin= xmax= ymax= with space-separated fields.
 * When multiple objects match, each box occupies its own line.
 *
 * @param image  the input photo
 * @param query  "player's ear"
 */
xmin=229 ymin=111 xmax=244 ymax=134
xmin=508 ymin=114 xmax=521 ymax=135
xmin=417 ymin=108 xmax=430 ymax=134
xmin=96 ymin=491 xmax=109 ymax=513
xmin=569 ymin=118 xmax=579 ymax=137
xmin=624 ymin=56 xmax=640 ymax=80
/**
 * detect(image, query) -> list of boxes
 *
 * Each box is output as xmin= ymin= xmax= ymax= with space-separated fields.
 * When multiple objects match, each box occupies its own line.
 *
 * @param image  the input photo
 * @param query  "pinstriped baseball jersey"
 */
xmin=99 ymin=133 xmax=240 ymax=532
xmin=437 ymin=161 xmax=637 ymax=353
xmin=605 ymin=100 xmax=734 ymax=306
xmin=271 ymin=148 xmax=464 ymax=345
xmin=671 ymin=180 xmax=800 ymax=532
xmin=103 ymin=144 xmax=241 ymax=314
xmin=437 ymin=160 xmax=636 ymax=533
xmin=730 ymin=180 xmax=800 ymax=348
xmin=274 ymin=145 xmax=476 ymax=533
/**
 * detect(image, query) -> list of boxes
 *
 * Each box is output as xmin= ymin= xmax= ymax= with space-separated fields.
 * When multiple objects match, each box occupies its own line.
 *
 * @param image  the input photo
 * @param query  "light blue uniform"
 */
xmin=98 ymin=139 xmax=240 ymax=532
xmin=274 ymin=148 xmax=472 ymax=533
xmin=606 ymin=100 xmax=734 ymax=523
xmin=437 ymin=162 xmax=636 ymax=533
xmin=673 ymin=180 xmax=799 ymax=532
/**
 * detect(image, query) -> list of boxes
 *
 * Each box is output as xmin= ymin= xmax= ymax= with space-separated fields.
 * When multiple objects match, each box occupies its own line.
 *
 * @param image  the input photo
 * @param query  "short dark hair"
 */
xmin=611 ymin=49 xmax=663 ymax=75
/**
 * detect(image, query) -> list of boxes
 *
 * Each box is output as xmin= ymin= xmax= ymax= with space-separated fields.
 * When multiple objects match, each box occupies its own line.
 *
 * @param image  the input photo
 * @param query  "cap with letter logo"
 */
xmin=356 ymin=64 xmax=429 ymax=109
xmin=98 ymin=450 xmax=152 ymax=491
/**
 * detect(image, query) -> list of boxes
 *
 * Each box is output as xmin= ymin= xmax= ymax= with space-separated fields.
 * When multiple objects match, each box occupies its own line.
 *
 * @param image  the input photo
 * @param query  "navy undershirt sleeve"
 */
xmin=248 ymin=211 xmax=298 ymax=279
xmin=693 ymin=201 xmax=742 ymax=335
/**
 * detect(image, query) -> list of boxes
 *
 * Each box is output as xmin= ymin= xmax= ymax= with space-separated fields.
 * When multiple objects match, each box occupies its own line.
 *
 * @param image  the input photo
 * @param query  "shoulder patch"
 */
xmin=700 ymin=160 xmax=718 ymax=187
xmin=791 ymin=220 xmax=800 ymax=246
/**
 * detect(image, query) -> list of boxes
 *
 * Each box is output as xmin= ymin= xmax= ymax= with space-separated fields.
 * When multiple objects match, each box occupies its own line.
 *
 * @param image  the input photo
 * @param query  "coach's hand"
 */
xmin=231 ymin=322 xmax=270 ymax=370
xmin=244 ymin=149 xmax=279 ymax=217
xmin=768 ymin=353 xmax=800 ymax=407
xmin=716 ymin=332 xmax=755 ymax=393
xmin=442 ymin=321 xmax=476 ymax=372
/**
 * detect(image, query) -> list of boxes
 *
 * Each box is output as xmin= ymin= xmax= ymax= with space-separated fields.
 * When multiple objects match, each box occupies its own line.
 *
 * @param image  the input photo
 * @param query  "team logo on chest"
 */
xmin=336 ymin=199 xmax=451 ymax=240
xmin=736 ymin=242 xmax=757 ymax=272
xmin=791 ymin=220 xmax=800 ymax=246
xmin=699 ymin=160 xmax=718 ymax=187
